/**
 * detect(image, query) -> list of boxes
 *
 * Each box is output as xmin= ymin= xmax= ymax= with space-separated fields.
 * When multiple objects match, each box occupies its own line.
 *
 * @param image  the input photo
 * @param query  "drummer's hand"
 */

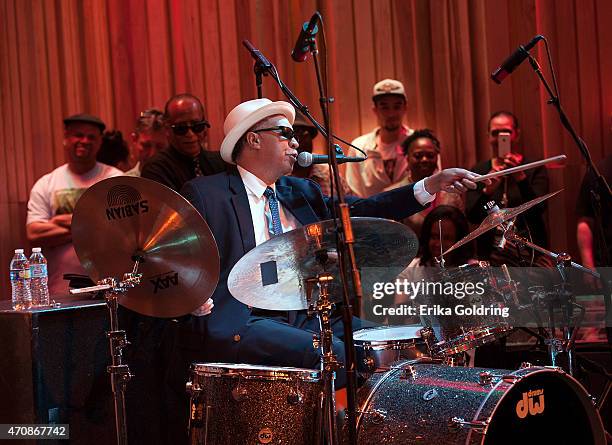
xmin=424 ymin=168 xmax=484 ymax=195
xmin=503 ymin=153 xmax=527 ymax=182
xmin=191 ymin=298 xmax=214 ymax=317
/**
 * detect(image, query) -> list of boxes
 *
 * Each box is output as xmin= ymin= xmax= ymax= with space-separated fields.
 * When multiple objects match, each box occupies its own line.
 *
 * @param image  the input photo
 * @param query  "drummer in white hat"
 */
xmin=220 ymin=98 xmax=299 ymax=183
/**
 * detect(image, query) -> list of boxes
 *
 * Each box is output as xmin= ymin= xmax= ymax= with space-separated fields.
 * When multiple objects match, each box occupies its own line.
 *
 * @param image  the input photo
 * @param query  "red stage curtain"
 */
xmin=1 ymin=0 xmax=611 ymax=296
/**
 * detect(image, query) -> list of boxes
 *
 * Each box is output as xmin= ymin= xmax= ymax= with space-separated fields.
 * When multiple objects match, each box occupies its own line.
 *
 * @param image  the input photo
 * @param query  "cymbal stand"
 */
xmin=502 ymin=227 xmax=587 ymax=376
xmin=305 ymin=254 xmax=340 ymax=445
xmin=69 ymin=260 xmax=143 ymax=445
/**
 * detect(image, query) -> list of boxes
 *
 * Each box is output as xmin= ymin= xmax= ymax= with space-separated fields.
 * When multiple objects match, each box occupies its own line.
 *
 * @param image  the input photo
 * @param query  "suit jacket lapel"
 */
xmin=276 ymin=183 xmax=319 ymax=225
xmin=228 ymin=169 xmax=257 ymax=253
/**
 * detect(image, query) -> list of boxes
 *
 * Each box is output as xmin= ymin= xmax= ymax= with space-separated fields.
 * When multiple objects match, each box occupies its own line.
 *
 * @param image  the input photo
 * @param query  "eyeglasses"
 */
xmin=252 ymin=126 xmax=296 ymax=140
xmin=169 ymin=120 xmax=210 ymax=136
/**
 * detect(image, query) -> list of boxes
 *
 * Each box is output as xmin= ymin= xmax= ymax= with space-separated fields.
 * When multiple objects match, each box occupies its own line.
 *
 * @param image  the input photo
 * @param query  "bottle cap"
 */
xmin=32 ymin=247 xmax=42 ymax=253
xmin=14 ymin=248 xmax=24 ymax=254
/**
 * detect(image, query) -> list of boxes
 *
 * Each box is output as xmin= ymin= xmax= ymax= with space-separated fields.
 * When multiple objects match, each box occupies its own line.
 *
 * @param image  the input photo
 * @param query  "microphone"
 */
xmin=491 ymin=35 xmax=544 ymax=84
xmin=242 ymin=40 xmax=272 ymax=69
xmin=297 ymin=151 xmax=365 ymax=167
xmin=291 ymin=13 xmax=319 ymax=62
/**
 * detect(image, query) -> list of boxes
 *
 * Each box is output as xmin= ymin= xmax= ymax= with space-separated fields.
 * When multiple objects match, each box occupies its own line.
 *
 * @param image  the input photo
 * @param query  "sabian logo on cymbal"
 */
xmin=105 ymin=185 xmax=149 ymax=220
xmin=516 ymin=388 xmax=545 ymax=419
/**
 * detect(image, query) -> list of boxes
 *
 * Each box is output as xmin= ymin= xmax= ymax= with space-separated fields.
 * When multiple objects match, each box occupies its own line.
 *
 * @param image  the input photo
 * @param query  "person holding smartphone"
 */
xmin=465 ymin=111 xmax=550 ymax=265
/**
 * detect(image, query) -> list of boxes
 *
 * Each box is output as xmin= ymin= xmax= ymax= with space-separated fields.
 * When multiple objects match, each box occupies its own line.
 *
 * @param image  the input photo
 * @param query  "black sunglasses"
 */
xmin=170 ymin=120 xmax=210 ymax=136
xmin=252 ymin=126 xmax=296 ymax=140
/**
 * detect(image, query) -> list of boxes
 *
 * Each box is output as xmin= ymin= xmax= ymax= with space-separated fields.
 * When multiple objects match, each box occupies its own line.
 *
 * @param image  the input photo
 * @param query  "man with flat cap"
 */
xmin=26 ymin=113 xmax=123 ymax=297
xmin=180 ymin=98 xmax=481 ymax=390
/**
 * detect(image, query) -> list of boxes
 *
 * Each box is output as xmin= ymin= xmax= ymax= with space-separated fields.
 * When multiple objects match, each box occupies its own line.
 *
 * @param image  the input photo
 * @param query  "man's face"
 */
xmin=165 ymin=98 xmax=208 ymax=157
xmin=132 ymin=130 xmax=168 ymax=163
xmin=407 ymin=137 xmax=438 ymax=179
xmin=373 ymin=95 xmax=407 ymax=132
xmin=64 ymin=122 xmax=103 ymax=165
xmin=488 ymin=114 xmax=520 ymax=155
xmin=253 ymin=115 xmax=299 ymax=178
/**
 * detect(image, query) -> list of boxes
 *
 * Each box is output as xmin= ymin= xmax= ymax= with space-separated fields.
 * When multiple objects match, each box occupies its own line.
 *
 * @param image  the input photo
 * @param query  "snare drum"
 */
xmin=351 ymin=358 xmax=605 ymax=444
xmin=353 ymin=325 xmax=433 ymax=373
xmin=187 ymin=363 xmax=321 ymax=445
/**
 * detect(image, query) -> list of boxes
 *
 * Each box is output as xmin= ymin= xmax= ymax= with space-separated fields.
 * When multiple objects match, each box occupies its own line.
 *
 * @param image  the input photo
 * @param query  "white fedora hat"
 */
xmin=220 ymin=98 xmax=295 ymax=164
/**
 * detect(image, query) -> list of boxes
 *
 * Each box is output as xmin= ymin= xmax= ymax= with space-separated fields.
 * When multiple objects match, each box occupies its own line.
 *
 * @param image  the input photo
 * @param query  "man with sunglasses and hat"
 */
xmin=179 ymin=98 xmax=482 ymax=395
xmin=141 ymin=93 xmax=226 ymax=191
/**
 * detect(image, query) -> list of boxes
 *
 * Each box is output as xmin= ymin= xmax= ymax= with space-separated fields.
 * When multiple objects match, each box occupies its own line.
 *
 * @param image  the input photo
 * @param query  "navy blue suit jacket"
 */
xmin=180 ymin=167 xmax=426 ymax=362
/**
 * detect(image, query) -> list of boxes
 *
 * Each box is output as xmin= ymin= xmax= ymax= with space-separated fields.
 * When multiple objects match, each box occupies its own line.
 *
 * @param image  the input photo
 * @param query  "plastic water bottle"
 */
xmin=10 ymin=249 xmax=32 ymax=310
xmin=30 ymin=247 xmax=50 ymax=307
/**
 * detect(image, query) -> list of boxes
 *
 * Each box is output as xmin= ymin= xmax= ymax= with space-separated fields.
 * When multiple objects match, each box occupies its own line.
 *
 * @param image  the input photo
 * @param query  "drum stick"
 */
xmin=473 ymin=155 xmax=566 ymax=183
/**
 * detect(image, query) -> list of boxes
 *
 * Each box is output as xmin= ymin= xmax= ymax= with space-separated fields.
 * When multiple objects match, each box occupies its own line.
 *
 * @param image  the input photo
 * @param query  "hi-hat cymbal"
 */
xmin=72 ymin=176 xmax=220 ymax=318
xmin=228 ymin=217 xmax=418 ymax=311
xmin=442 ymin=190 xmax=562 ymax=257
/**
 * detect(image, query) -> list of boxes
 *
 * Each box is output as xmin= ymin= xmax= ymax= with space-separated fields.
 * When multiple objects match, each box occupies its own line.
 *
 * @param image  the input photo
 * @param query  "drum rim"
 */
xmin=469 ymin=366 xmax=606 ymax=445
xmin=353 ymin=325 xmax=424 ymax=347
xmin=191 ymin=362 xmax=320 ymax=382
xmin=431 ymin=324 xmax=512 ymax=356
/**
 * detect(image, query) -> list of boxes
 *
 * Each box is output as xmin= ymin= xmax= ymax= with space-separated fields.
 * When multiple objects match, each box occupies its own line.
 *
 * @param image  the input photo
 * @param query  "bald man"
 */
xmin=141 ymin=93 xmax=226 ymax=191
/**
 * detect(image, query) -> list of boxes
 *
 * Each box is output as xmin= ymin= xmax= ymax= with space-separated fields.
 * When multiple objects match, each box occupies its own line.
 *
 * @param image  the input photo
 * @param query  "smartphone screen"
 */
xmin=498 ymin=132 xmax=511 ymax=157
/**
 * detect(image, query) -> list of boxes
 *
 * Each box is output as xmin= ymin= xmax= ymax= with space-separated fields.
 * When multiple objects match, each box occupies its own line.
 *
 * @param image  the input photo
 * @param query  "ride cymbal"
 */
xmin=228 ymin=217 xmax=418 ymax=310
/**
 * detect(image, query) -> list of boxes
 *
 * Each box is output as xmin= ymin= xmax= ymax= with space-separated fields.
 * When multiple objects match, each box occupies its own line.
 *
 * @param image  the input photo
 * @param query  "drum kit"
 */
xmin=69 ymin=176 xmax=608 ymax=445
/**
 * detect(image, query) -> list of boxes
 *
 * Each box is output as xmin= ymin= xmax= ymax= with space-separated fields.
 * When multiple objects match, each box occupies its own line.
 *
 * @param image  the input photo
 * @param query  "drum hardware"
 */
xmin=442 ymin=353 xmax=470 ymax=367
xmin=358 ymin=409 xmax=387 ymax=424
xmin=287 ymin=387 xmax=304 ymax=405
xmin=448 ymin=417 xmax=488 ymax=432
xmin=519 ymin=361 xmax=534 ymax=369
xmin=307 ymin=270 xmax=341 ymax=445
xmin=399 ymin=364 xmax=417 ymax=380
xmin=69 ymin=264 xmax=143 ymax=445
xmin=502 ymin=227 xmax=591 ymax=376
xmin=478 ymin=371 xmax=494 ymax=385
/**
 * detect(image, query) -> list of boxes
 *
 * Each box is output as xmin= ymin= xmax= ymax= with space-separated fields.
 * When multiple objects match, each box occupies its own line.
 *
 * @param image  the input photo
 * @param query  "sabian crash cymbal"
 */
xmin=442 ymin=190 xmax=562 ymax=257
xmin=72 ymin=176 xmax=219 ymax=318
xmin=228 ymin=217 xmax=418 ymax=310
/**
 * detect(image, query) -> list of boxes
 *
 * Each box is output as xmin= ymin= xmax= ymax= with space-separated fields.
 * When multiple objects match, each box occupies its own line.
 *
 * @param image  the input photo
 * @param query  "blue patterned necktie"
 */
xmin=263 ymin=186 xmax=283 ymax=236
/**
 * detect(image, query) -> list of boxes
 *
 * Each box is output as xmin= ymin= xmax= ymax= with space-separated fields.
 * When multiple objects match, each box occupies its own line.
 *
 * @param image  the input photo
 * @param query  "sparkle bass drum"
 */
xmin=353 ymin=359 xmax=605 ymax=444
xmin=187 ymin=363 xmax=321 ymax=445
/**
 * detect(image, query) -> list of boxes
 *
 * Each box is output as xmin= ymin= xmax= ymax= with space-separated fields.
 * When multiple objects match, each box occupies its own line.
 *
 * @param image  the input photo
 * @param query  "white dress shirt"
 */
xmin=237 ymin=166 xmax=301 ymax=246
